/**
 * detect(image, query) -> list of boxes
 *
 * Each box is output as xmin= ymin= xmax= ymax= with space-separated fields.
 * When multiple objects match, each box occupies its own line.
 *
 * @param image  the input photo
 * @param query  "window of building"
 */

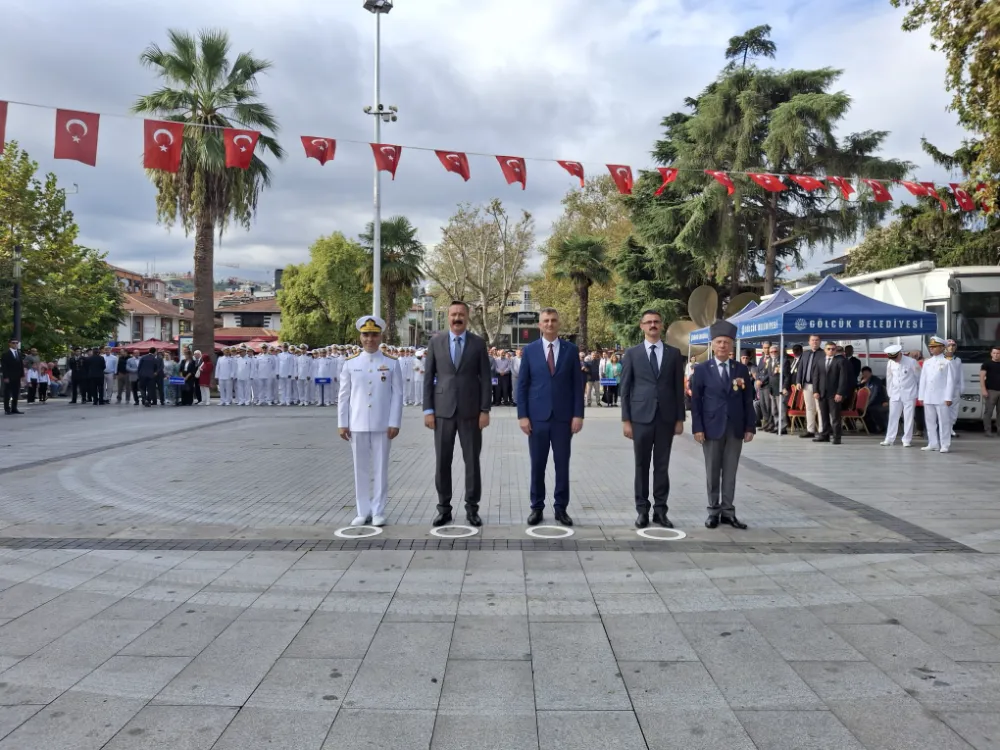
xmin=160 ymin=319 xmax=172 ymax=341
xmin=131 ymin=316 xmax=143 ymax=341
xmin=237 ymin=313 xmax=267 ymax=328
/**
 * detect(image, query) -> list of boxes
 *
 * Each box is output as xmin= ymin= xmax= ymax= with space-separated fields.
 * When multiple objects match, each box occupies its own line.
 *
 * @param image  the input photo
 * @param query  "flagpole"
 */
xmin=371 ymin=9 xmax=382 ymax=319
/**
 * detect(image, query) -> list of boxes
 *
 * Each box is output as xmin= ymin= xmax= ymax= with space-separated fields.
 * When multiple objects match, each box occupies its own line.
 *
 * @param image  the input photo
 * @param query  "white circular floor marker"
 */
xmin=334 ymin=525 xmax=383 ymax=539
xmin=525 ymin=525 xmax=575 ymax=539
xmin=636 ymin=527 xmax=687 ymax=541
xmin=429 ymin=524 xmax=479 ymax=539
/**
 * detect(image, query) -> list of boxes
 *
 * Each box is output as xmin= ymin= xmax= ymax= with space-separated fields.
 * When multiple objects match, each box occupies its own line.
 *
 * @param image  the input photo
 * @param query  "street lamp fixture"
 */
xmin=363 ymin=0 xmax=392 ymax=12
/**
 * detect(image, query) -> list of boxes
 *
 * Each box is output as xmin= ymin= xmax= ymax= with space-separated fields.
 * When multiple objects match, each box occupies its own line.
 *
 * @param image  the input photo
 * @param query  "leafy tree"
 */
xmin=892 ymin=0 xmax=1000 ymax=198
xmin=725 ymin=24 xmax=777 ymax=68
xmin=133 ymin=28 xmax=284 ymax=357
xmin=547 ymin=236 xmax=611 ymax=350
xmin=0 ymin=142 xmax=123 ymax=356
xmin=278 ymin=233 xmax=370 ymax=346
xmin=423 ymin=200 xmax=533 ymax=344
xmin=359 ymin=216 xmax=425 ymax=346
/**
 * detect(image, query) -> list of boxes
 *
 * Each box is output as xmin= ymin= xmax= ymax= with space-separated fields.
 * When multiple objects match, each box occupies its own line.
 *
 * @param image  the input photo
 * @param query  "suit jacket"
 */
xmin=619 ymin=341 xmax=685 ymax=425
xmin=516 ymin=338 xmax=585 ymax=423
xmin=690 ymin=359 xmax=756 ymax=440
xmin=1 ymin=349 xmax=25 ymax=382
xmin=137 ymin=354 xmax=158 ymax=379
xmin=763 ymin=356 xmax=793 ymax=397
xmin=815 ymin=355 xmax=853 ymax=399
xmin=422 ymin=330 xmax=492 ymax=419
xmin=85 ymin=353 xmax=106 ymax=378
xmin=794 ymin=348 xmax=822 ymax=388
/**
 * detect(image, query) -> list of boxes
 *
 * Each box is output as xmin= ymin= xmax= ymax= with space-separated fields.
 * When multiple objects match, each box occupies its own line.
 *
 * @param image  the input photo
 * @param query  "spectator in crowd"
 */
xmin=195 ymin=350 xmax=213 ymax=405
xmin=859 ymin=366 xmax=887 ymax=433
xmin=604 ymin=354 xmax=622 ymax=406
xmin=179 ymin=350 xmax=197 ymax=405
xmin=981 ymin=346 xmax=1000 ymax=436
xmin=126 ymin=350 xmax=141 ymax=405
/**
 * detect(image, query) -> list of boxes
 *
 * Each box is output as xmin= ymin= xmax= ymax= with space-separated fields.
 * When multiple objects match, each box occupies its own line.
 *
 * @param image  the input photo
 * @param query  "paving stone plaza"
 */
xmin=2 ymin=403 xmax=1000 ymax=749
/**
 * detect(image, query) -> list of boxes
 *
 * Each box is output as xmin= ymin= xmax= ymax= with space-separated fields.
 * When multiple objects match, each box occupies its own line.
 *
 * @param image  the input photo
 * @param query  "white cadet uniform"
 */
xmin=235 ymin=353 xmax=253 ymax=404
xmin=946 ymin=355 xmax=963 ymax=433
xmin=254 ymin=352 xmax=274 ymax=405
xmin=314 ymin=352 xmax=333 ymax=405
xmin=278 ymin=349 xmax=295 ymax=405
xmin=884 ymin=351 xmax=920 ymax=445
xmin=413 ymin=353 xmax=425 ymax=406
xmin=400 ymin=353 xmax=413 ymax=405
xmin=297 ymin=351 xmax=314 ymax=405
xmin=216 ymin=353 xmax=233 ymax=405
xmin=919 ymin=351 xmax=956 ymax=451
xmin=330 ymin=354 xmax=342 ymax=404
xmin=339 ymin=344 xmax=404 ymax=521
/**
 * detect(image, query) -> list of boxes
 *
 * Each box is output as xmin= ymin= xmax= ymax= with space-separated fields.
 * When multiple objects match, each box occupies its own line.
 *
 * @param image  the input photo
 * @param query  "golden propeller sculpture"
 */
xmin=665 ymin=285 xmax=719 ymax=363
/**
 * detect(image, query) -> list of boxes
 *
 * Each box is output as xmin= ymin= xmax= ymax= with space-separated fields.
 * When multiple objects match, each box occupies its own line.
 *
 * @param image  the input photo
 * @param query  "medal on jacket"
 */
xmin=378 ymin=364 xmax=389 ymax=382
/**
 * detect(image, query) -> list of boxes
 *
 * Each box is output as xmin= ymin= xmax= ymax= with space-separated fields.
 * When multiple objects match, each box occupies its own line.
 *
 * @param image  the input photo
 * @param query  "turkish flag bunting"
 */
xmin=705 ymin=170 xmax=734 ymax=195
xmin=143 ymin=120 xmax=184 ymax=173
xmin=371 ymin=143 xmax=402 ymax=179
xmin=557 ymin=160 xmax=585 ymax=187
xmin=54 ymin=109 xmax=100 ymax=166
xmin=920 ymin=182 xmax=949 ymax=211
xmin=497 ymin=155 xmax=526 ymax=190
xmin=654 ymin=167 xmax=678 ymax=196
xmin=898 ymin=180 xmax=928 ymax=197
xmin=607 ymin=164 xmax=634 ymax=195
xmin=0 ymin=101 xmax=7 ymax=155
xmin=223 ymin=128 xmax=260 ymax=170
xmin=747 ymin=173 xmax=787 ymax=192
xmin=436 ymin=150 xmax=470 ymax=181
xmin=949 ymin=183 xmax=976 ymax=211
xmin=787 ymin=175 xmax=825 ymax=191
xmin=862 ymin=179 xmax=892 ymax=203
xmin=826 ymin=176 xmax=854 ymax=199
xmin=301 ymin=136 xmax=336 ymax=166
xmin=976 ymin=182 xmax=992 ymax=213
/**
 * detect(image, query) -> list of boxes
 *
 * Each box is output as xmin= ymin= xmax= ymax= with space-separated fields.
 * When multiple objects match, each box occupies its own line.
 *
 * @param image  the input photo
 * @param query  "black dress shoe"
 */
xmin=554 ymin=510 xmax=573 ymax=526
xmin=432 ymin=511 xmax=453 ymax=527
xmin=527 ymin=509 xmax=543 ymax=526
xmin=812 ymin=435 xmax=830 ymax=443
xmin=705 ymin=517 xmax=719 ymax=529
xmin=466 ymin=510 xmax=482 ymax=527
xmin=652 ymin=510 xmax=673 ymax=528
xmin=799 ymin=432 xmax=815 ymax=439
xmin=722 ymin=516 xmax=748 ymax=530
xmin=832 ymin=438 xmax=841 ymax=445
xmin=635 ymin=512 xmax=649 ymax=529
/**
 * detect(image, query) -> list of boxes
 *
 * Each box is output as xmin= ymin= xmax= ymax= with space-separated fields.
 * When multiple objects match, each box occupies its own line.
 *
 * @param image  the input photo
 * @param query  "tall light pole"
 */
xmin=363 ymin=0 xmax=397 ymax=318
xmin=12 ymin=245 xmax=22 ymax=343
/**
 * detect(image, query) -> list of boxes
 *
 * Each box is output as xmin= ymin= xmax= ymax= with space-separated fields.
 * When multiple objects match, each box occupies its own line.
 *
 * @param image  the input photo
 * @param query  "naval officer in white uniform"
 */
xmin=881 ymin=344 xmax=920 ymax=447
xmin=338 ymin=315 xmax=404 ymax=526
xmin=919 ymin=335 xmax=956 ymax=453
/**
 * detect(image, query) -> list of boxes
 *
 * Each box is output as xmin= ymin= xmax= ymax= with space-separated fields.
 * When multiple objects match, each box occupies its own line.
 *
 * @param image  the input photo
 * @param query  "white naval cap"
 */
xmin=883 ymin=344 xmax=902 ymax=356
xmin=929 ymin=335 xmax=947 ymax=346
xmin=356 ymin=315 xmax=386 ymax=333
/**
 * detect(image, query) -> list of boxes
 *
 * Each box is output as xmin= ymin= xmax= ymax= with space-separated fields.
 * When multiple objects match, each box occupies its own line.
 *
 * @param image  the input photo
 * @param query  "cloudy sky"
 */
xmin=2 ymin=0 xmax=967 ymax=282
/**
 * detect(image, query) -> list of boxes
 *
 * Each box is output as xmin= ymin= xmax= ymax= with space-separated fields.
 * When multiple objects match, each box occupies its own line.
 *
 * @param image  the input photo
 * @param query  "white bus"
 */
xmin=766 ymin=262 xmax=1000 ymax=423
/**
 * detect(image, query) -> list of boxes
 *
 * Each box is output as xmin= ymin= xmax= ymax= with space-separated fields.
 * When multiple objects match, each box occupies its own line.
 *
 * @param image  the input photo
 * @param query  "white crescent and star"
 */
xmin=380 ymin=146 xmax=397 ymax=161
xmin=311 ymin=138 xmax=329 ymax=150
xmin=233 ymin=133 xmax=253 ymax=153
xmin=506 ymin=159 xmax=522 ymax=174
xmin=616 ymin=167 xmax=631 ymax=180
xmin=152 ymin=128 xmax=174 ymax=152
xmin=65 ymin=118 xmax=88 ymax=143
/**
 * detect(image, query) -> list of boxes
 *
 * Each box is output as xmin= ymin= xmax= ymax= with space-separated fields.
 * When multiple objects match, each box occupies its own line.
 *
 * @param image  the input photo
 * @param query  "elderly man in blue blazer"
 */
xmin=690 ymin=319 xmax=756 ymax=529
xmin=517 ymin=307 xmax=585 ymax=527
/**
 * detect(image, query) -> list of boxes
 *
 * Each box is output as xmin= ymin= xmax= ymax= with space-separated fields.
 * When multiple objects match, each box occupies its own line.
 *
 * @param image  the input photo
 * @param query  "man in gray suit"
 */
xmin=619 ymin=309 xmax=686 ymax=529
xmin=423 ymin=301 xmax=493 ymax=527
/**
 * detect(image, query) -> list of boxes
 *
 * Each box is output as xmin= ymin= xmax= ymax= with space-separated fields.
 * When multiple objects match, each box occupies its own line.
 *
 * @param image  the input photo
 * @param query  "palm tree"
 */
xmin=132 ymin=29 xmax=284 ymax=356
xmin=359 ymin=216 xmax=425 ymax=345
xmin=549 ymin=235 xmax=612 ymax=349
xmin=724 ymin=24 xmax=777 ymax=68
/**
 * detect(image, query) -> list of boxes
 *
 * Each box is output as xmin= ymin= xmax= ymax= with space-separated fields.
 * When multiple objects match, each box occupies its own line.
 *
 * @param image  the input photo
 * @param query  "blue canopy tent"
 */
xmin=734 ymin=276 xmax=938 ymax=437
xmin=689 ymin=300 xmax=760 ymax=347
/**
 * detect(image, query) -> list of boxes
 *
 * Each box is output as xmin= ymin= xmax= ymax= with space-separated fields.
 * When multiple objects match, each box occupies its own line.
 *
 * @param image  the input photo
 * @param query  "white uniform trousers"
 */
xmin=804 ymin=384 xmax=824 ymax=434
xmin=300 ymin=379 xmax=313 ymax=405
xmin=317 ymin=381 xmax=333 ymax=406
xmin=948 ymin=401 xmax=960 ymax=434
xmin=351 ymin=431 xmax=390 ymax=519
xmin=219 ymin=379 xmax=233 ymax=405
xmin=885 ymin=399 xmax=915 ymax=445
xmin=924 ymin=404 xmax=952 ymax=450
xmin=279 ymin=377 xmax=292 ymax=405
xmin=413 ymin=376 xmax=424 ymax=406
xmin=404 ymin=376 xmax=414 ymax=405
xmin=255 ymin=378 xmax=269 ymax=405
xmin=235 ymin=380 xmax=249 ymax=405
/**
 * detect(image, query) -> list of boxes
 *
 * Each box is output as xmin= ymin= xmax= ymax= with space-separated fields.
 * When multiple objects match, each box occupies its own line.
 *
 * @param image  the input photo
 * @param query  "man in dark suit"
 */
xmin=813 ymin=341 xmax=853 ymax=444
xmin=2 ymin=339 xmax=26 ymax=415
xmin=84 ymin=348 xmax=107 ymax=405
xmin=690 ymin=320 xmax=756 ymax=529
xmin=137 ymin=348 xmax=159 ymax=406
xmin=67 ymin=347 xmax=85 ymax=403
xmin=619 ymin=309 xmax=686 ymax=529
xmin=517 ymin=307 xmax=585 ymax=526
xmin=423 ymin=301 xmax=493 ymax=527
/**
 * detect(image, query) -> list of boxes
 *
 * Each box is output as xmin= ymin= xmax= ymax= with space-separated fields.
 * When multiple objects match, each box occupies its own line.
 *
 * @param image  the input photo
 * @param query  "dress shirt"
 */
xmin=541 ymin=336 xmax=561 ymax=367
xmin=714 ymin=357 xmax=729 ymax=380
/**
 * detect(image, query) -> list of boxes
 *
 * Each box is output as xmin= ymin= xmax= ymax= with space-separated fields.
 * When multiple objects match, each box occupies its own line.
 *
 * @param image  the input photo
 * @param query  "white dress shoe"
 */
xmin=940 ymin=447 xmax=950 ymax=453
xmin=371 ymin=515 xmax=387 ymax=527
xmin=902 ymin=443 xmax=911 ymax=447
xmin=350 ymin=516 xmax=367 ymax=527
xmin=880 ymin=440 xmax=892 ymax=446
xmin=921 ymin=446 xmax=938 ymax=451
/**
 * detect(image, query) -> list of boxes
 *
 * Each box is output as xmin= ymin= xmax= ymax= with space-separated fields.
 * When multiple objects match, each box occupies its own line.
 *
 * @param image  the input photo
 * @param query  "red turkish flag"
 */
xmin=976 ymin=182 xmax=992 ymax=213
xmin=557 ymin=160 xmax=585 ymax=187
xmin=747 ymin=173 xmax=787 ymax=192
xmin=787 ymin=175 xmax=825 ymax=191
xmin=223 ymin=128 xmax=259 ymax=169
xmin=0 ymin=101 xmax=7 ymax=155
xmin=898 ymin=180 xmax=928 ymax=197
xmin=920 ymin=182 xmax=949 ymax=211
xmin=862 ymin=179 xmax=892 ymax=203
xmin=143 ymin=120 xmax=184 ymax=173
xmin=54 ymin=109 xmax=100 ymax=166
xmin=607 ymin=164 xmax=634 ymax=195
xmin=301 ymin=136 xmax=336 ymax=165
xmin=949 ymin=183 xmax=976 ymax=211
xmin=654 ymin=167 xmax=678 ymax=196
xmin=371 ymin=143 xmax=402 ymax=179
xmin=436 ymin=150 xmax=470 ymax=181
xmin=705 ymin=170 xmax=734 ymax=195
xmin=826 ymin=176 xmax=854 ymax=199
xmin=497 ymin=155 xmax=526 ymax=190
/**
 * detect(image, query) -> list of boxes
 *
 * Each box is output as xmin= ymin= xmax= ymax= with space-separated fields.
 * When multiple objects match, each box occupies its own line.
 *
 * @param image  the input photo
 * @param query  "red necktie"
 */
xmin=547 ymin=343 xmax=555 ymax=375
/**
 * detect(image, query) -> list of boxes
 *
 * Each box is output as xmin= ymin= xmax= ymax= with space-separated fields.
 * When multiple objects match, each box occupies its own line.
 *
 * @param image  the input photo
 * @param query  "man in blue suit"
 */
xmin=690 ymin=319 xmax=755 ymax=529
xmin=517 ymin=307 xmax=585 ymax=526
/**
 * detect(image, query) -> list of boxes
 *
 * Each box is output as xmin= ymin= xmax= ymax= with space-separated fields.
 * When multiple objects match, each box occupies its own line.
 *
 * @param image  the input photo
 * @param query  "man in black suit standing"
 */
xmin=84 ymin=348 xmax=107 ymax=405
xmin=67 ymin=346 xmax=85 ymax=403
xmin=619 ymin=309 xmax=686 ymax=529
xmin=2 ymin=339 xmax=26 ymax=415
xmin=814 ymin=341 xmax=853 ymax=445
xmin=137 ymin=348 xmax=159 ymax=407
xmin=423 ymin=301 xmax=493 ymax=528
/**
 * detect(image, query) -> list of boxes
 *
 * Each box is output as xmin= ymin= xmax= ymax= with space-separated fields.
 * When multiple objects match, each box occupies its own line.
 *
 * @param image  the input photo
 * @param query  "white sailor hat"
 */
xmin=356 ymin=315 xmax=385 ymax=334
xmin=929 ymin=335 xmax=947 ymax=346
xmin=883 ymin=344 xmax=902 ymax=356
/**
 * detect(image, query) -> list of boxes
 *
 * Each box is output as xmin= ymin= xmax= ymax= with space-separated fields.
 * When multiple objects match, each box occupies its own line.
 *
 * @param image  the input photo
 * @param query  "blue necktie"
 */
xmin=649 ymin=345 xmax=659 ymax=378
xmin=452 ymin=336 xmax=463 ymax=366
